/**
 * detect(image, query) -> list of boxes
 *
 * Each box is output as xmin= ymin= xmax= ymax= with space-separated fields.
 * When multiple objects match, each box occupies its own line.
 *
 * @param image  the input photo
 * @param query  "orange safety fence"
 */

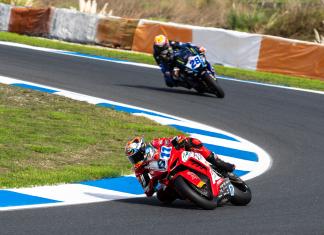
xmin=96 ymin=17 xmax=139 ymax=50
xmin=257 ymin=36 xmax=324 ymax=80
xmin=132 ymin=21 xmax=192 ymax=54
xmin=9 ymin=7 xmax=52 ymax=37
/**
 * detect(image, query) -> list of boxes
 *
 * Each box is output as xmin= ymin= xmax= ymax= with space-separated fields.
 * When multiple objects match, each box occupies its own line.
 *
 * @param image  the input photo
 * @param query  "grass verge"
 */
xmin=215 ymin=65 xmax=324 ymax=91
xmin=0 ymin=84 xmax=183 ymax=188
xmin=0 ymin=31 xmax=323 ymax=91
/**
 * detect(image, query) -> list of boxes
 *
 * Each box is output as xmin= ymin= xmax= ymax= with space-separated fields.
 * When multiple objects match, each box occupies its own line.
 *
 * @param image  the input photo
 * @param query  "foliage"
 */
xmin=28 ymin=0 xmax=324 ymax=41
xmin=263 ymin=0 xmax=324 ymax=41
xmin=314 ymin=28 xmax=324 ymax=44
xmin=1 ymin=0 xmax=323 ymax=41
xmin=228 ymin=3 xmax=268 ymax=32
xmin=0 ymin=0 xmax=33 ymax=6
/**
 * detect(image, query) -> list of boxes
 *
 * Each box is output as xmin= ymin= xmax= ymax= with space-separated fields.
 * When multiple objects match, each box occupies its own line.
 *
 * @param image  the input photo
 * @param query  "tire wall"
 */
xmin=9 ymin=7 xmax=52 ymax=37
xmin=49 ymin=8 xmax=99 ymax=43
xmin=257 ymin=36 xmax=324 ymax=81
xmin=96 ymin=16 xmax=139 ymax=50
xmin=0 ymin=3 xmax=323 ymax=80
xmin=0 ymin=3 xmax=11 ymax=32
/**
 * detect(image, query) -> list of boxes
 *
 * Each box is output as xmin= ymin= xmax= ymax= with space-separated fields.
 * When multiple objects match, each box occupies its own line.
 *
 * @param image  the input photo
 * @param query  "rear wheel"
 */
xmin=156 ymin=187 xmax=178 ymax=204
xmin=194 ymin=85 xmax=205 ymax=94
xmin=174 ymin=176 xmax=217 ymax=210
xmin=204 ymin=73 xmax=225 ymax=98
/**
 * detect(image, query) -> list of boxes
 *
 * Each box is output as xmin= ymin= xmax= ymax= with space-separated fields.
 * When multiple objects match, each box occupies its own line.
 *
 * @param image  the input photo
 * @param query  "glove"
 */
xmin=199 ymin=46 xmax=206 ymax=54
xmin=134 ymin=160 xmax=148 ymax=175
xmin=172 ymin=67 xmax=180 ymax=78
xmin=171 ymin=136 xmax=187 ymax=150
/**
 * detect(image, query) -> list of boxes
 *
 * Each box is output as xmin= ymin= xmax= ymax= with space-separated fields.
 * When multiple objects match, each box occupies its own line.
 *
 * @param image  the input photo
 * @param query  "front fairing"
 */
xmin=167 ymin=150 xmax=223 ymax=197
xmin=174 ymin=48 xmax=207 ymax=74
xmin=146 ymin=146 xmax=224 ymax=198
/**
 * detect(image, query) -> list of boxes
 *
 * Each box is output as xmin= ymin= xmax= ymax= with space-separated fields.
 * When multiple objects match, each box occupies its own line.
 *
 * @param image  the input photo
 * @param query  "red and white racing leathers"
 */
xmin=134 ymin=136 xmax=213 ymax=197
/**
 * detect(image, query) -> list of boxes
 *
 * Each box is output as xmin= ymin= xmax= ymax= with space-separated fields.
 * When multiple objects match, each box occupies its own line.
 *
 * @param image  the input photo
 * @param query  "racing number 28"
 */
xmin=190 ymin=56 xmax=202 ymax=69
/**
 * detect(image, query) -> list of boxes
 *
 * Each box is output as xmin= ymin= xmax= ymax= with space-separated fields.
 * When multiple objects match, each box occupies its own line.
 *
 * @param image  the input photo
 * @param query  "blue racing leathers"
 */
xmin=153 ymin=41 xmax=214 ymax=87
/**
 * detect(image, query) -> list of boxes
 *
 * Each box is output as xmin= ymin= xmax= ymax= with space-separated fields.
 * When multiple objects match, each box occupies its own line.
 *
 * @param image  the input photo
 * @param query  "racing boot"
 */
xmin=164 ymin=72 xmax=179 ymax=87
xmin=207 ymin=152 xmax=235 ymax=173
xmin=173 ymin=69 xmax=192 ymax=89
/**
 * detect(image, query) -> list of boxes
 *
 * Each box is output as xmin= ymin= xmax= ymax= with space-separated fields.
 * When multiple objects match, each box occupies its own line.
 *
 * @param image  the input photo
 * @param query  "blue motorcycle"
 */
xmin=173 ymin=47 xmax=225 ymax=98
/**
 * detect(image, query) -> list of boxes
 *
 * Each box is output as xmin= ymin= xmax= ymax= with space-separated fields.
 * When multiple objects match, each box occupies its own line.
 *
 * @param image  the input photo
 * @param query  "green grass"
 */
xmin=0 ymin=32 xmax=154 ymax=65
xmin=0 ymin=31 xmax=323 ymax=91
xmin=0 ymin=84 xmax=183 ymax=188
xmin=215 ymin=66 xmax=324 ymax=91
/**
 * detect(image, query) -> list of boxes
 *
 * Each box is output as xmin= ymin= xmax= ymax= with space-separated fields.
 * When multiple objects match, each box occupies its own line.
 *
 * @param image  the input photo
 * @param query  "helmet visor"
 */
xmin=160 ymin=47 xmax=173 ymax=59
xmin=128 ymin=149 xmax=145 ymax=164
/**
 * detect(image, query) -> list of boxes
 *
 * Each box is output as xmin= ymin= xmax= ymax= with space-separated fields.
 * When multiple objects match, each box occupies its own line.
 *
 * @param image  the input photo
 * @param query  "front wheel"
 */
xmin=228 ymin=173 xmax=252 ymax=206
xmin=174 ymin=176 xmax=217 ymax=210
xmin=204 ymin=73 xmax=225 ymax=98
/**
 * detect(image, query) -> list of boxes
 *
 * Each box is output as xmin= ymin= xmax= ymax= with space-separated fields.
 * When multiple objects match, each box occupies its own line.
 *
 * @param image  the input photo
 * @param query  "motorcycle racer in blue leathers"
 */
xmin=153 ymin=34 xmax=215 ymax=88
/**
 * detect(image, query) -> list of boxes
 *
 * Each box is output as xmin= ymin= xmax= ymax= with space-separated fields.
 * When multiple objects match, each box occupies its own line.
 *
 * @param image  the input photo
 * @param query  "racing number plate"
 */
xmin=186 ymin=55 xmax=202 ymax=70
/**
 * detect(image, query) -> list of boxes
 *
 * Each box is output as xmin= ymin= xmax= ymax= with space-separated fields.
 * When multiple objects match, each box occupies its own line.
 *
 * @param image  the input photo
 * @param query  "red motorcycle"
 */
xmin=146 ymin=146 xmax=252 ymax=210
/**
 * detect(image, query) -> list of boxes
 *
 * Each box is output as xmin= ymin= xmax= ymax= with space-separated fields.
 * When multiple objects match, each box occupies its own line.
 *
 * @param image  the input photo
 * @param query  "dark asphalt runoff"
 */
xmin=0 ymin=44 xmax=323 ymax=235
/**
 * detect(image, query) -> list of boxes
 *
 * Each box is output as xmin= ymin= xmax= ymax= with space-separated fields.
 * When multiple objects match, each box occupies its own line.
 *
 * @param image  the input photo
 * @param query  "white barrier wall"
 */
xmin=49 ymin=8 xmax=99 ymax=43
xmin=0 ymin=3 xmax=11 ymax=32
xmin=192 ymin=27 xmax=262 ymax=70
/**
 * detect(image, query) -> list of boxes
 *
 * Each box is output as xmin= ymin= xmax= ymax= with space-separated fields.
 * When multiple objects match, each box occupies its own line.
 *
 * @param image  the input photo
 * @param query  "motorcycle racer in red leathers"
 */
xmin=125 ymin=136 xmax=235 ymax=202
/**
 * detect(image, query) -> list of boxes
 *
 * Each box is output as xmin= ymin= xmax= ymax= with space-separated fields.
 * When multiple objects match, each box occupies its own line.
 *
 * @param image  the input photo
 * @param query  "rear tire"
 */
xmin=204 ymin=73 xmax=225 ymax=98
xmin=156 ymin=187 xmax=177 ymax=204
xmin=174 ymin=176 xmax=217 ymax=210
xmin=194 ymin=86 xmax=205 ymax=94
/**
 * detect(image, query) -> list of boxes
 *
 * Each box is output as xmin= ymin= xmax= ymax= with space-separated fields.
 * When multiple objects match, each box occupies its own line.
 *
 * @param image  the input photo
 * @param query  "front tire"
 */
xmin=228 ymin=173 xmax=252 ymax=206
xmin=174 ymin=176 xmax=217 ymax=210
xmin=204 ymin=73 xmax=225 ymax=98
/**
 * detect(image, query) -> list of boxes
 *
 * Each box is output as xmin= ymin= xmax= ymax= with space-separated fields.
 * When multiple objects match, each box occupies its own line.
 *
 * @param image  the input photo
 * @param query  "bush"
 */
xmin=227 ymin=3 xmax=268 ymax=32
xmin=29 ymin=0 xmax=324 ymax=42
xmin=263 ymin=0 xmax=324 ymax=40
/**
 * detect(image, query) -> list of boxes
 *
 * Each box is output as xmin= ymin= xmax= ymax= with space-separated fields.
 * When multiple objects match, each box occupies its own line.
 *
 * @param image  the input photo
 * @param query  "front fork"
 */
xmin=216 ymin=178 xmax=235 ymax=204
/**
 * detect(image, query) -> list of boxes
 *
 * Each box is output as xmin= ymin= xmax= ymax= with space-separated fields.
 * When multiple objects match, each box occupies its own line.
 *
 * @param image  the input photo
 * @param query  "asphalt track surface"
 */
xmin=0 ymin=44 xmax=323 ymax=235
